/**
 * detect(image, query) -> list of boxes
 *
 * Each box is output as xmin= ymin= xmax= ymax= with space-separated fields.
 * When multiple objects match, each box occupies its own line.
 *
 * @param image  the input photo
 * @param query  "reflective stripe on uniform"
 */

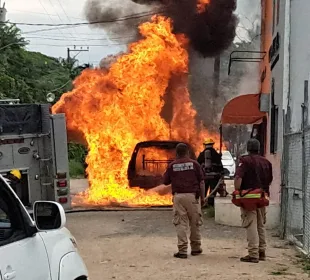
xmin=235 ymin=194 xmax=264 ymax=199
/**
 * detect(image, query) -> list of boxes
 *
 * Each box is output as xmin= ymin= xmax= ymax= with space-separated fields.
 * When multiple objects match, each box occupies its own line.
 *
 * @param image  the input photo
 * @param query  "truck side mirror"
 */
xmin=33 ymin=201 xmax=66 ymax=231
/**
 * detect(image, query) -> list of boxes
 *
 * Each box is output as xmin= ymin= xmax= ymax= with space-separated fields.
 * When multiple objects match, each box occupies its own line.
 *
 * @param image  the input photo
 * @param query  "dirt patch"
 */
xmin=66 ymin=211 xmax=308 ymax=280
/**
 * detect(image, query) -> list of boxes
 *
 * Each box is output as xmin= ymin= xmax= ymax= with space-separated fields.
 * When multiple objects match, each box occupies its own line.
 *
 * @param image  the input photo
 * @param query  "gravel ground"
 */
xmin=66 ymin=210 xmax=309 ymax=280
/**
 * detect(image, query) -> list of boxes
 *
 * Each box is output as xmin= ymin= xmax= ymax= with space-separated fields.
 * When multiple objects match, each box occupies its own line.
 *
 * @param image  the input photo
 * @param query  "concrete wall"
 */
xmin=215 ymin=197 xmax=280 ymax=230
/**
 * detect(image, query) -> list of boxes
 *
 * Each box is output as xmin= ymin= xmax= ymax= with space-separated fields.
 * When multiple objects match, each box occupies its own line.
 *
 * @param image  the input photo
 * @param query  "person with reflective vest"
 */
xmin=163 ymin=143 xmax=205 ymax=259
xmin=197 ymin=138 xmax=223 ymax=206
xmin=4 ymin=169 xmax=22 ymax=198
xmin=234 ymin=139 xmax=273 ymax=263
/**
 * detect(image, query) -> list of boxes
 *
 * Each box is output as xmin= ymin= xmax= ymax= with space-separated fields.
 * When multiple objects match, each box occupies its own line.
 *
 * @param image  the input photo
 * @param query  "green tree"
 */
xmin=0 ymin=24 xmax=73 ymax=103
xmin=0 ymin=23 xmax=89 ymax=177
xmin=0 ymin=24 xmax=27 ymax=49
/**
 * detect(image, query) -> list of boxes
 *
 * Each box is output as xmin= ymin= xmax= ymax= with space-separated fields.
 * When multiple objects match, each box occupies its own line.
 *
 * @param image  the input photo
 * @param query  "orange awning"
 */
xmin=221 ymin=94 xmax=266 ymax=124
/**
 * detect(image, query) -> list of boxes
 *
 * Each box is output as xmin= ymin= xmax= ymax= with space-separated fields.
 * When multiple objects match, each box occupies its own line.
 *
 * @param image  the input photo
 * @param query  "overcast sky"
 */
xmin=4 ymin=0 xmax=261 ymax=66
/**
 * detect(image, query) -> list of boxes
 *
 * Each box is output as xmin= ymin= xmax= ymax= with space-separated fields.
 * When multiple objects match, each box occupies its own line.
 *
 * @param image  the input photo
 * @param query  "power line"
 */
xmin=17 ymin=11 xmax=157 ymax=35
xmin=10 ymin=11 xmax=159 ymax=26
xmin=50 ymin=79 xmax=72 ymax=92
xmin=25 ymin=36 xmax=104 ymax=41
xmin=21 ymin=32 xmax=106 ymax=36
xmin=54 ymin=0 xmax=79 ymax=37
xmin=37 ymin=0 xmax=67 ymax=38
xmin=30 ymin=43 xmax=126 ymax=47
xmin=22 ymin=25 xmax=81 ymax=34
xmin=46 ymin=0 xmax=74 ymax=38
xmin=67 ymin=47 xmax=89 ymax=63
xmin=11 ymin=9 xmax=84 ymax=20
xmin=25 ymin=35 xmax=135 ymax=41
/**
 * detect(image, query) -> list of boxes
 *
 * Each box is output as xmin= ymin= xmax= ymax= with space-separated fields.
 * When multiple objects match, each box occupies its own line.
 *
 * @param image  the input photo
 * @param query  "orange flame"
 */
xmin=53 ymin=16 xmax=220 ymax=207
xmin=197 ymin=0 xmax=210 ymax=13
xmin=206 ymin=187 xmax=211 ymax=197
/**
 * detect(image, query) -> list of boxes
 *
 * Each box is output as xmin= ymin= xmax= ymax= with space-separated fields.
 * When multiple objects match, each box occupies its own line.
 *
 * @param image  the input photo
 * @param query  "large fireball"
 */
xmin=53 ymin=15 xmax=220 ymax=207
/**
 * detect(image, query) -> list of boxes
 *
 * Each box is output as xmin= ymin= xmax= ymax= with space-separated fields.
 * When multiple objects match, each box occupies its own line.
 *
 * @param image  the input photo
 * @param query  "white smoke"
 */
xmin=235 ymin=0 xmax=261 ymax=42
xmin=235 ymin=0 xmax=261 ymax=95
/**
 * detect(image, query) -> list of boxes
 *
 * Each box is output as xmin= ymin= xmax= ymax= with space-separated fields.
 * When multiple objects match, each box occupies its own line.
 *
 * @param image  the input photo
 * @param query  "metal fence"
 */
xmin=281 ymin=87 xmax=310 ymax=252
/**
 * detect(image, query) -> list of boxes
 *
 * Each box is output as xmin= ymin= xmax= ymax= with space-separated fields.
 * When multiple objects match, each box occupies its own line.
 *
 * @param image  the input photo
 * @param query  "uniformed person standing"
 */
xmin=163 ymin=143 xmax=205 ymax=259
xmin=234 ymin=139 xmax=273 ymax=263
xmin=197 ymin=138 xmax=223 ymax=206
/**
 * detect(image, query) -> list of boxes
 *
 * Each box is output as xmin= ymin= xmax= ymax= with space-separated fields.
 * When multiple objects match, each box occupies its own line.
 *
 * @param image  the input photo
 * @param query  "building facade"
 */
xmin=260 ymin=0 xmax=310 ymax=252
xmin=260 ymin=0 xmax=284 ymax=204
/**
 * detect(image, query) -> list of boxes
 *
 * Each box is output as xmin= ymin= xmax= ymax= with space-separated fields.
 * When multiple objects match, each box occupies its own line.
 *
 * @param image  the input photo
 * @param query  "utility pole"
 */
xmin=67 ymin=46 xmax=89 ymax=64
xmin=0 ymin=1 xmax=7 ymax=22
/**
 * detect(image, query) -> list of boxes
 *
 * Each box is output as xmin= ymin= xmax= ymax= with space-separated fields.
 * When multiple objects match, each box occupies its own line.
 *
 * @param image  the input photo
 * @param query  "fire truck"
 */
xmin=0 ymin=99 xmax=71 ymax=210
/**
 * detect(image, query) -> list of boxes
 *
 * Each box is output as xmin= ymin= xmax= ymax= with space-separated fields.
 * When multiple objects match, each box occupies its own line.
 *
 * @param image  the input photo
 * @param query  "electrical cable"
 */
xmin=11 ymin=9 xmax=84 ymax=20
xmin=46 ymin=0 xmax=75 ymax=38
xmin=30 ymin=43 xmax=126 ymax=47
xmin=22 ymin=25 xmax=82 ymax=35
xmin=37 ymin=0 xmax=67 ymax=38
xmin=65 ymin=207 xmax=172 ymax=214
xmin=10 ymin=11 xmax=161 ymax=26
xmin=24 ymin=35 xmax=135 ymax=41
xmin=54 ymin=0 xmax=80 ymax=37
xmin=16 ymin=11 xmax=158 ymax=35
xmin=49 ymin=80 xmax=72 ymax=92
xmin=22 ymin=32 xmax=120 ymax=36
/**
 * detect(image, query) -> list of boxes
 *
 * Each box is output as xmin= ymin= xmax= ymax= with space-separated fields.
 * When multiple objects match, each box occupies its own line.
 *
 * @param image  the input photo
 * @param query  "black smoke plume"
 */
xmin=84 ymin=0 xmax=160 ymax=44
xmin=166 ymin=0 xmax=237 ymax=57
xmin=84 ymin=0 xmax=237 ymax=57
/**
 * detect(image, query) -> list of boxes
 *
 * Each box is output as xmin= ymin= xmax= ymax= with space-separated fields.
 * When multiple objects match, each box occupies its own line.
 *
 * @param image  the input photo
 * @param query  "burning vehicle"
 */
xmin=53 ymin=0 xmax=237 ymax=207
xmin=127 ymin=140 xmax=196 ymax=190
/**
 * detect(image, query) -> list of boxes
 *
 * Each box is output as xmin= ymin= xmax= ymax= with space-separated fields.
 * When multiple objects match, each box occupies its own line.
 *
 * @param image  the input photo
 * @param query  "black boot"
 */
xmin=174 ymin=252 xmax=187 ymax=259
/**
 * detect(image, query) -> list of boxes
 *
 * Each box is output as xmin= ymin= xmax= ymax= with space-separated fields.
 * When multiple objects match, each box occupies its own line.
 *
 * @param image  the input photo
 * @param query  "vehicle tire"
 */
xmin=75 ymin=277 xmax=87 ymax=280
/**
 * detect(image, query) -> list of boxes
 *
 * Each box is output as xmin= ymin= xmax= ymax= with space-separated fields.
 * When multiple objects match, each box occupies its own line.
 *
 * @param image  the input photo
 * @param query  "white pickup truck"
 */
xmin=0 ymin=175 xmax=88 ymax=280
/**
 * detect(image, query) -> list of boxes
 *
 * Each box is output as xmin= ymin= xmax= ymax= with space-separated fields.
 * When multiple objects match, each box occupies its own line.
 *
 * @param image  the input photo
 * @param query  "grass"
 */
xmin=270 ymin=266 xmax=292 ymax=276
xmin=295 ymin=253 xmax=310 ymax=274
xmin=69 ymin=160 xmax=85 ymax=178
xmin=203 ymin=206 xmax=215 ymax=218
xmin=269 ymin=251 xmax=310 ymax=277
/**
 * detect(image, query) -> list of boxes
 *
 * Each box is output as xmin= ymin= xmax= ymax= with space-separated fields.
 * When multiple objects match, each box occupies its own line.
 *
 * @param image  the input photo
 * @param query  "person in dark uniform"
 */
xmin=234 ymin=139 xmax=273 ymax=263
xmin=197 ymin=138 xmax=223 ymax=206
xmin=163 ymin=143 xmax=205 ymax=259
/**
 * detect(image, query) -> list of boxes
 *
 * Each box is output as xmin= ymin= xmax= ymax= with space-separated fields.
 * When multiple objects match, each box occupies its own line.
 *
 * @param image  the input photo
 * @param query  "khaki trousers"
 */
xmin=173 ymin=193 xmax=203 ymax=254
xmin=241 ymin=207 xmax=267 ymax=258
